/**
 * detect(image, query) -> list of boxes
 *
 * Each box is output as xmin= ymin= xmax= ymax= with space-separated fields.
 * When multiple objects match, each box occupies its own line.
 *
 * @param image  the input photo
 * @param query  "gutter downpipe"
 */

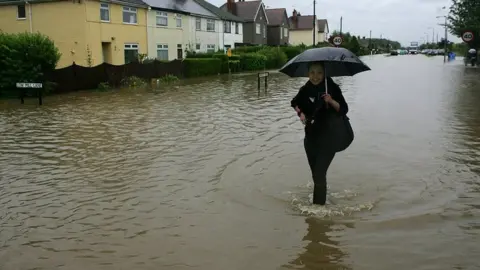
xmin=26 ymin=0 xmax=32 ymax=33
xmin=146 ymin=6 xmax=151 ymax=59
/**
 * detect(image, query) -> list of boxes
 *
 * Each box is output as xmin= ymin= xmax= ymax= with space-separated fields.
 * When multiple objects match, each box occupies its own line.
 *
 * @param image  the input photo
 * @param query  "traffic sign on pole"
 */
xmin=462 ymin=31 xmax=474 ymax=43
xmin=332 ymin=36 xmax=343 ymax=46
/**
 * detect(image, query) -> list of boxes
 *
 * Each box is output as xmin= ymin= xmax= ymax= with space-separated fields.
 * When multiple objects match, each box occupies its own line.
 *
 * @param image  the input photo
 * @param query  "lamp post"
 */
xmin=436 ymin=16 xmax=448 ymax=63
xmin=428 ymin=27 xmax=435 ymax=43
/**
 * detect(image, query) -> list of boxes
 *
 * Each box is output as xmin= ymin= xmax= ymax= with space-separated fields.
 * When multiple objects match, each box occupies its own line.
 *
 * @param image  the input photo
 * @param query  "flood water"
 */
xmin=1 ymin=54 xmax=479 ymax=270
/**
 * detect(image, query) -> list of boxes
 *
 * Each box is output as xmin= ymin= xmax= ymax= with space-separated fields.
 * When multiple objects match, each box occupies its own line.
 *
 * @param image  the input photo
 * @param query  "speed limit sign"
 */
xmin=462 ymin=31 xmax=474 ymax=42
xmin=332 ymin=36 xmax=343 ymax=46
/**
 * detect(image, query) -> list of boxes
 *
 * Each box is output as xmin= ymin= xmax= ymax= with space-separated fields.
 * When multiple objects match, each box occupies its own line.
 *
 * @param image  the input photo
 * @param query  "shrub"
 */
xmin=232 ymin=46 xmax=265 ymax=54
xmin=97 ymin=82 xmax=111 ymax=91
xmin=229 ymin=54 xmax=241 ymax=61
xmin=158 ymin=74 xmax=179 ymax=84
xmin=228 ymin=60 xmax=241 ymax=72
xmin=257 ymin=47 xmax=288 ymax=69
xmin=186 ymin=52 xmax=215 ymax=58
xmin=240 ymin=53 xmax=267 ymax=71
xmin=121 ymin=76 xmax=147 ymax=88
xmin=183 ymin=58 xmax=222 ymax=77
xmin=0 ymin=31 xmax=61 ymax=97
xmin=213 ymin=53 xmax=229 ymax=73
xmin=281 ymin=46 xmax=304 ymax=60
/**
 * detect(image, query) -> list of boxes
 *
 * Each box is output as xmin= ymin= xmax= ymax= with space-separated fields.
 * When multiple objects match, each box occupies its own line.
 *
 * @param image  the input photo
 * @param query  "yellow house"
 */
xmin=0 ymin=0 xmax=148 ymax=68
xmin=317 ymin=19 xmax=329 ymax=43
xmin=288 ymin=10 xmax=318 ymax=46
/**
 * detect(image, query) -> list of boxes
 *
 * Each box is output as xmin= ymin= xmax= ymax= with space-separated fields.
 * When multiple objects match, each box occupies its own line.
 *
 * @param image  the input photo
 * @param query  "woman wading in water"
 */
xmin=290 ymin=62 xmax=349 ymax=205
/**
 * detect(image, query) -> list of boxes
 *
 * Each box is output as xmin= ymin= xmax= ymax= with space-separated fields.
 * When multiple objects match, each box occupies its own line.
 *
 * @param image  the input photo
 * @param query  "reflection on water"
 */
xmin=0 ymin=55 xmax=480 ymax=270
xmin=284 ymin=217 xmax=352 ymax=270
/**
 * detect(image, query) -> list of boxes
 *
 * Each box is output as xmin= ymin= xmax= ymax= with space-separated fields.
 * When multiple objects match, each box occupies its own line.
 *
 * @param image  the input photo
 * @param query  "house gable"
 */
xmin=193 ymin=0 xmax=244 ymax=22
xmin=252 ymin=1 xmax=268 ymax=24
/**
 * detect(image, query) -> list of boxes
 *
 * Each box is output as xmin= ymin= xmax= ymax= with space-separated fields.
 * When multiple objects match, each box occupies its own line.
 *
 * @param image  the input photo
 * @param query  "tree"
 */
xmin=0 ymin=32 xmax=60 ymax=96
xmin=448 ymin=0 xmax=480 ymax=48
xmin=437 ymin=38 xmax=454 ymax=50
xmin=348 ymin=36 xmax=361 ymax=54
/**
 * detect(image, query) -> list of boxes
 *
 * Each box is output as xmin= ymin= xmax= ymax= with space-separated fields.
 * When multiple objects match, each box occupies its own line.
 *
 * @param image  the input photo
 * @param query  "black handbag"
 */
xmin=315 ymin=111 xmax=354 ymax=153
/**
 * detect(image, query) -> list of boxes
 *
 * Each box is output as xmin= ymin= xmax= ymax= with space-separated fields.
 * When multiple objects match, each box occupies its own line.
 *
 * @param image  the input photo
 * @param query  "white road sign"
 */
xmin=16 ymin=83 xmax=43 ymax=88
xmin=462 ymin=31 xmax=474 ymax=42
xmin=332 ymin=36 xmax=343 ymax=46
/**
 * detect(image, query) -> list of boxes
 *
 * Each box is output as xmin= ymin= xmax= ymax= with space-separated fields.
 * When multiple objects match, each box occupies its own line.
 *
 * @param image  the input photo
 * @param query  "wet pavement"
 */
xmin=0 ymin=54 xmax=479 ymax=270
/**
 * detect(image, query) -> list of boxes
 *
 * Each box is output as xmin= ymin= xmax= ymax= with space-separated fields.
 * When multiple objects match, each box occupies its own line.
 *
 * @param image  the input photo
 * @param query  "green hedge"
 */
xmin=240 ymin=53 xmax=267 ymax=71
xmin=257 ymin=47 xmax=288 ymax=69
xmin=0 ymin=32 xmax=60 ymax=97
xmin=186 ymin=52 xmax=215 ymax=58
xmin=228 ymin=60 xmax=241 ymax=72
xmin=183 ymin=58 xmax=222 ymax=77
xmin=281 ymin=46 xmax=304 ymax=60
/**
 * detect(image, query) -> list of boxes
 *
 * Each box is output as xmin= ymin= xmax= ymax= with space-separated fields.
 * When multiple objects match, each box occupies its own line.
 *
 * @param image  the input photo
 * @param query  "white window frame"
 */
xmin=196 ymin=43 xmax=201 ymax=50
xmin=256 ymin=23 xmax=260 ymax=34
xmin=284 ymin=28 xmax=288 ymax=37
xmin=176 ymin=14 xmax=182 ymax=27
xmin=206 ymin=44 xmax=215 ymax=53
xmin=235 ymin=22 xmax=239 ymax=34
xmin=224 ymin=21 xmax=231 ymax=33
xmin=100 ymin=3 xmax=110 ymax=22
xmin=207 ymin=19 xmax=215 ymax=32
xmin=196 ymin=17 xmax=201 ymax=31
xmin=157 ymin=44 xmax=169 ymax=61
xmin=125 ymin=44 xmax=138 ymax=50
xmin=263 ymin=24 xmax=266 ymax=38
xmin=124 ymin=43 xmax=139 ymax=63
xmin=17 ymin=5 xmax=26 ymax=20
xmin=122 ymin=6 xmax=137 ymax=24
xmin=156 ymin=11 xmax=168 ymax=27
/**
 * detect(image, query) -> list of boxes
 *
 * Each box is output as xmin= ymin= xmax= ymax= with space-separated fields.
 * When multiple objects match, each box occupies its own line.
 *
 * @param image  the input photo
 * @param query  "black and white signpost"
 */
xmin=16 ymin=82 xmax=43 ymax=105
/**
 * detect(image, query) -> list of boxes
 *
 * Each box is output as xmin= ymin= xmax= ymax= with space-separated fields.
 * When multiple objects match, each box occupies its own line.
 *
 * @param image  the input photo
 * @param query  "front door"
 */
xmin=177 ymin=44 xmax=183 ymax=59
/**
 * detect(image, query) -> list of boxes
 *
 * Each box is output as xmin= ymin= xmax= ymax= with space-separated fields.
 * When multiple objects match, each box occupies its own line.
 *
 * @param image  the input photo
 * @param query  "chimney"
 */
xmin=292 ymin=9 xmax=298 ymax=28
xmin=226 ymin=0 xmax=236 ymax=14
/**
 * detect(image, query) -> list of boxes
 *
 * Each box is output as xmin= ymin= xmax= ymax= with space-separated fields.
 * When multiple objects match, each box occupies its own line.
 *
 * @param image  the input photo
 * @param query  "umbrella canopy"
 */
xmin=279 ymin=47 xmax=371 ymax=77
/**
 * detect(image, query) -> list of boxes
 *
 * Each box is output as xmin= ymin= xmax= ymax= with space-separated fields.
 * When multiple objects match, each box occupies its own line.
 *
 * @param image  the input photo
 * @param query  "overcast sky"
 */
xmin=209 ymin=0 xmax=462 ymax=46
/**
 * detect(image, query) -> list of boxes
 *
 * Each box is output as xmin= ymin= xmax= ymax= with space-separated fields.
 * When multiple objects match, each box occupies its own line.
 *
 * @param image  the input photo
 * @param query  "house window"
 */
xmin=235 ymin=23 xmax=239 ymax=34
xmin=263 ymin=25 xmax=266 ymax=38
xmin=207 ymin=19 xmax=215 ymax=31
xmin=17 ymin=5 xmax=26 ymax=19
xmin=284 ymin=28 xmax=288 ymax=37
xmin=100 ymin=3 xmax=109 ymax=22
xmin=122 ymin=7 xmax=137 ymax=24
xmin=256 ymin=23 xmax=260 ymax=34
xmin=157 ymin=44 xmax=168 ymax=61
xmin=196 ymin=17 xmax=201 ymax=30
xmin=224 ymin=21 xmax=231 ymax=33
xmin=156 ymin=11 xmax=168 ymax=26
xmin=196 ymin=43 xmax=201 ymax=50
xmin=176 ymin=14 xmax=182 ymax=27
xmin=124 ymin=43 xmax=138 ymax=64
xmin=207 ymin=44 xmax=215 ymax=53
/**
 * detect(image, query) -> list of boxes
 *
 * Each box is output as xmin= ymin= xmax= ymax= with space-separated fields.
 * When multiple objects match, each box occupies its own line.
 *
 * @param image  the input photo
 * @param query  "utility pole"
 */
xmin=437 ymin=15 xmax=448 ymax=63
xmin=369 ymin=30 xmax=372 ymax=50
xmin=313 ymin=0 xmax=316 ymax=46
xmin=443 ymin=17 xmax=447 ymax=63
xmin=340 ymin=16 xmax=342 ymax=35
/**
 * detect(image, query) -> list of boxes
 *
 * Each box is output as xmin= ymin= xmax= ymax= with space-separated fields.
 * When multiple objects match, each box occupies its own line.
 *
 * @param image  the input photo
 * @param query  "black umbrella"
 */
xmin=279 ymin=47 xmax=371 ymax=78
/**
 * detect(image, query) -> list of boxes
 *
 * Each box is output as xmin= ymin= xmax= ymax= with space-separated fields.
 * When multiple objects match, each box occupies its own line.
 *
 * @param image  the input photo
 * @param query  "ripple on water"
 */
xmin=1 ymin=58 xmax=480 ymax=269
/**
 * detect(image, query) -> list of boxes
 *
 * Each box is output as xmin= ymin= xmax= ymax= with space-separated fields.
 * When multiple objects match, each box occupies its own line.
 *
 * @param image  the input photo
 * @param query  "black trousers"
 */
xmin=303 ymin=136 xmax=336 ymax=205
